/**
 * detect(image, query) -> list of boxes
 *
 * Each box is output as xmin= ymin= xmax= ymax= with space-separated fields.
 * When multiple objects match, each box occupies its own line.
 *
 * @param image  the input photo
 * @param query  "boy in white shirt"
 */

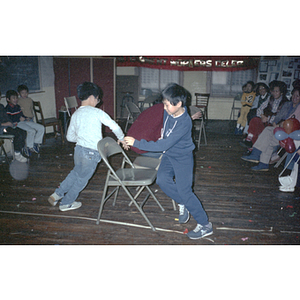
xmin=48 ymin=82 xmax=128 ymax=211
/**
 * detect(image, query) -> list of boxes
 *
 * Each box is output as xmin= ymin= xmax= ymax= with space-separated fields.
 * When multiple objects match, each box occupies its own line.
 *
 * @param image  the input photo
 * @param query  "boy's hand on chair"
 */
xmin=124 ymin=136 xmax=135 ymax=147
xmin=118 ymin=140 xmax=130 ymax=150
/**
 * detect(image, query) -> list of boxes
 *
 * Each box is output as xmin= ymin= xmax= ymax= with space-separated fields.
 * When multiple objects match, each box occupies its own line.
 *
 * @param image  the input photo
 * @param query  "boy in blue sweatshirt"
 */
xmin=124 ymin=83 xmax=212 ymax=240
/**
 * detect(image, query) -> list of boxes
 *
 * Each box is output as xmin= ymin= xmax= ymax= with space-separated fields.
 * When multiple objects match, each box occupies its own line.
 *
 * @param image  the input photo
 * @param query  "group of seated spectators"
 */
xmin=237 ymin=79 xmax=300 ymax=191
xmin=0 ymin=85 xmax=45 ymax=163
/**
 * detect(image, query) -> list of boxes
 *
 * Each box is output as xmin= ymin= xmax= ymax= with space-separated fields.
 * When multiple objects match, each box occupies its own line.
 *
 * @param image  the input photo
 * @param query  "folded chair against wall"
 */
xmin=32 ymin=101 xmax=65 ymax=144
xmin=195 ymin=93 xmax=210 ymax=122
xmin=124 ymin=102 xmax=141 ymax=132
xmin=97 ymin=137 xmax=164 ymax=231
xmin=0 ymin=134 xmax=15 ymax=164
xmin=64 ymin=96 xmax=78 ymax=117
xmin=189 ymin=106 xmax=207 ymax=147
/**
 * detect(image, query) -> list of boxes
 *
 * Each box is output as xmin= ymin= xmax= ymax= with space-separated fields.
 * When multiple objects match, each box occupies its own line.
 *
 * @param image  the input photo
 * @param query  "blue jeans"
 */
xmin=156 ymin=153 xmax=208 ymax=225
xmin=56 ymin=145 xmax=101 ymax=206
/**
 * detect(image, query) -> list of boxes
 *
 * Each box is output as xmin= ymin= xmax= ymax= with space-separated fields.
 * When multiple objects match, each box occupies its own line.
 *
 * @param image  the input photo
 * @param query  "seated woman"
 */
xmin=241 ymin=86 xmax=300 ymax=171
xmin=241 ymin=81 xmax=288 ymax=149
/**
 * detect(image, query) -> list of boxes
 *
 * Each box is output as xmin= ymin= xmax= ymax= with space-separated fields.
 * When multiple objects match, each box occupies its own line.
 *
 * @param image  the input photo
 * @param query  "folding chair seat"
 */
xmin=97 ymin=137 xmax=164 ymax=231
xmin=124 ymin=102 xmax=141 ymax=132
xmin=133 ymin=155 xmax=177 ymax=210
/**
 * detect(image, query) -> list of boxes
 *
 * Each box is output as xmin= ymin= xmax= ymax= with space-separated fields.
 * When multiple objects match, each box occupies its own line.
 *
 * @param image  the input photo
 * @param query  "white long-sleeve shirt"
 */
xmin=67 ymin=106 xmax=124 ymax=150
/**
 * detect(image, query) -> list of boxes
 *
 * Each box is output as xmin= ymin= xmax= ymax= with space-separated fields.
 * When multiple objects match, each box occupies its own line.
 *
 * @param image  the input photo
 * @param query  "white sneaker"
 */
xmin=279 ymin=186 xmax=295 ymax=192
xmin=59 ymin=201 xmax=82 ymax=212
xmin=48 ymin=192 xmax=63 ymax=206
xmin=14 ymin=152 xmax=27 ymax=163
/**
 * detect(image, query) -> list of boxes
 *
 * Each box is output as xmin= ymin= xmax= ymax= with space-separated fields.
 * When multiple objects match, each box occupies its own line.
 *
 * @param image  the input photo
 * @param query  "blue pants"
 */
xmin=156 ymin=153 xmax=208 ymax=225
xmin=56 ymin=145 xmax=101 ymax=205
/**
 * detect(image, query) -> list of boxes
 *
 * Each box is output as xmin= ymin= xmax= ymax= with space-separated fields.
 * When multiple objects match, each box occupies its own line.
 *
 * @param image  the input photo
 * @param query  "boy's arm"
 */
xmin=100 ymin=111 xmax=125 ymax=141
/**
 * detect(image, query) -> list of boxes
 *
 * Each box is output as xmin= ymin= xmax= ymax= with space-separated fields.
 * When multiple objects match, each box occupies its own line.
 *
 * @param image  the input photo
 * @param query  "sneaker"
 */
xmin=279 ymin=186 xmax=295 ymax=192
xmin=31 ymin=144 xmax=40 ymax=154
xmin=48 ymin=192 xmax=63 ymax=206
xmin=14 ymin=152 xmax=28 ymax=163
xmin=30 ymin=144 xmax=39 ymax=154
xmin=239 ymin=140 xmax=253 ymax=148
xmin=178 ymin=204 xmax=190 ymax=224
xmin=22 ymin=147 xmax=31 ymax=157
xmin=241 ymin=155 xmax=259 ymax=163
xmin=59 ymin=201 xmax=82 ymax=212
xmin=251 ymin=162 xmax=269 ymax=171
xmin=187 ymin=222 xmax=213 ymax=240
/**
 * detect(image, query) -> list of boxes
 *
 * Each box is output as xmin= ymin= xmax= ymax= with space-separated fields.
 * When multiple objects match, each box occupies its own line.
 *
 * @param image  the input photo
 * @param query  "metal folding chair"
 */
xmin=97 ymin=137 xmax=164 ymax=231
xmin=124 ymin=102 xmax=141 ymax=132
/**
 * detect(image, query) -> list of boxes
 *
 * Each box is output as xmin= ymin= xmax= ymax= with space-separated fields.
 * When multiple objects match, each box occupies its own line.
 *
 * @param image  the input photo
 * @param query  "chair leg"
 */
xmin=0 ymin=144 xmax=10 ymax=164
xmin=172 ymin=199 xmax=177 ymax=210
xmin=121 ymin=184 xmax=156 ymax=231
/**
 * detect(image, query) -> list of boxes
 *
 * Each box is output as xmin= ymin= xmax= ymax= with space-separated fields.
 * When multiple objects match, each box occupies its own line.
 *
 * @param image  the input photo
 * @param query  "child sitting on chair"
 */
xmin=125 ymin=83 xmax=212 ymax=240
xmin=234 ymin=81 xmax=256 ymax=135
xmin=5 ymin=90 xmax=45 ymax=155
xmin=17 ymin=84 xmax=34 ymax=122
xmin=48 ymin=82 xmax=128 ymax=212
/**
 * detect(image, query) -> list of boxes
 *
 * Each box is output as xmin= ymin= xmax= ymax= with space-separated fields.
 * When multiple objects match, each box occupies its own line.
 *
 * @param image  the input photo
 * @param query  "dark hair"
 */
xmin=77 ymin=82 xmax=103 ymax=101
xmin=269 ymin=80 xmax=287 ymax=95
xmin=256 ymin=82 xmax=270 ymax=95
xmin=6 ymin=90 xmax=18 ymax=101
xmin=161 ymin=83 xmax=189 ymax=106
xmin=17 ymin=84 xmax=29 ymax=93
xmin=291 ymin=87 xmax=300 ymax=95
xmin=246 ymin=81 xmax=255 ymax=89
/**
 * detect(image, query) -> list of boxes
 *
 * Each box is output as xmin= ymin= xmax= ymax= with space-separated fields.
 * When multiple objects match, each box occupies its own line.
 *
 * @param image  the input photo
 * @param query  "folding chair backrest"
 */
xmin=125 ymin=102 xmax=141 ymax=115
xmin=97 ymin=137 xmax=133 ymax=169
xmin=64 ymin=96 xmax=78 ymax=117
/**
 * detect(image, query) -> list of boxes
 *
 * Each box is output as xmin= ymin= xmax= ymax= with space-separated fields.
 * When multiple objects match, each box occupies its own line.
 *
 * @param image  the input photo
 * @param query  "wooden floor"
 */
xmin=1 ymin=120 xmax=300 ymax=245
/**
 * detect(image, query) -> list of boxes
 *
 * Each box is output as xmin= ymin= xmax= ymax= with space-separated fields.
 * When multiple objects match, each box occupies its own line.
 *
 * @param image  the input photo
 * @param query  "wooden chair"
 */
xmin=32 ymin=101 xmax=64 ymax=144
xmin=64 ymin=96 xmax=78 ymax=117
xmin=97 ymin=137 xmax=164 ymax=231
xmin=195 ymin=93 xmax=210 ymax=121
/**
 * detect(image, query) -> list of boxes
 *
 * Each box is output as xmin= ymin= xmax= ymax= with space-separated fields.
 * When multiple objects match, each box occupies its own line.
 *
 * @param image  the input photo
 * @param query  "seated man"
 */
xmin=5 ymin=90 xmax=45 ymax=156
xmin=0 ymin=103 xmax=27 ymax=162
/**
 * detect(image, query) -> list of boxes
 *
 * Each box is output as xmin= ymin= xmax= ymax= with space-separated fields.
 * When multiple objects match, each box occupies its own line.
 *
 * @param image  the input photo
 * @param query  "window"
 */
xmin=140 ymin=67 xmax=181 ymax=93
xmin=209 ymin=69 xmax=257 ymax=97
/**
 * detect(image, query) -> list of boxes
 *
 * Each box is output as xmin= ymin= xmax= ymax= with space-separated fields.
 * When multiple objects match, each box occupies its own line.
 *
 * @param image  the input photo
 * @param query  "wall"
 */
xmin=117 ymin=66 xmax=235 ymax=120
